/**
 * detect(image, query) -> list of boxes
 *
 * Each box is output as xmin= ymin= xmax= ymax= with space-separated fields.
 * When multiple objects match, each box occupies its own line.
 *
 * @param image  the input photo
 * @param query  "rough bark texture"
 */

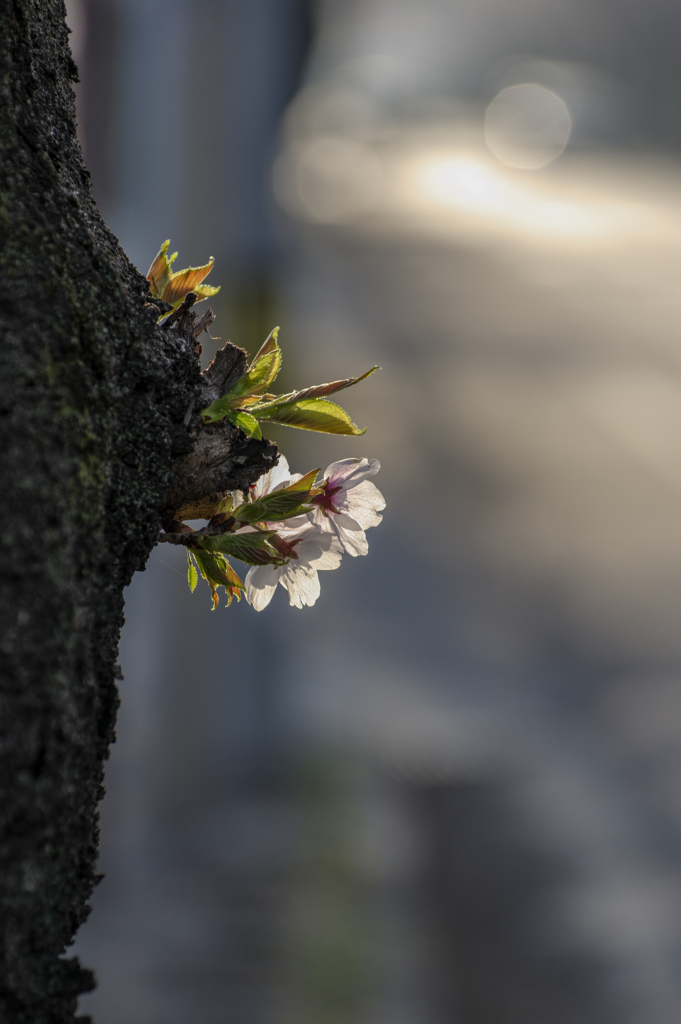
xmin=0 ymin=3 xmax=276 ymax=1021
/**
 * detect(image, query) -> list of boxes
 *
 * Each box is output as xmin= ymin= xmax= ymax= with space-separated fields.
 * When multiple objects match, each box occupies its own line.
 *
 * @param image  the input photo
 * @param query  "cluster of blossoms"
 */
xmin=242 ymin=456 xmax=384 ymax=610
xmin=149 ymin=241 xmax=384 ymax=612
xmin=163 ymin=454 xmax=385 ymax=612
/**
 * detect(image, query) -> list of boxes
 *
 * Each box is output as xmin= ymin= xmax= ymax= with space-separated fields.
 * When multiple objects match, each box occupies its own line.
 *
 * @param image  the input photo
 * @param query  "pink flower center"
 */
xmin=311 ymin=481 xmax=343 ymax=515
xmin=272 ymin=536 xmax=303 ymax=560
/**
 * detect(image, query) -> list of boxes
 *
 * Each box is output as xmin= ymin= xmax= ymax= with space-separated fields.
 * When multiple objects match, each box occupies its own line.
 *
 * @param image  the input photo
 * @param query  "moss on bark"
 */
xmin=0 ymin=2 xmax=276 ymax=1020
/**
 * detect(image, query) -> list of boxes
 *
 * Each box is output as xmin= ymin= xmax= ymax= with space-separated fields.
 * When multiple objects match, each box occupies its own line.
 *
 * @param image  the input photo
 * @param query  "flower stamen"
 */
xmin=311 ymin=481 xmax=343 ymax=516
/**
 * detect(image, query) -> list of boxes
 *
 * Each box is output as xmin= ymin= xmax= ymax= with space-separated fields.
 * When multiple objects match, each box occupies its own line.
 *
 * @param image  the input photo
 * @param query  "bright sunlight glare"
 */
xmin=415 ymin=155 xmax=603 ymax=238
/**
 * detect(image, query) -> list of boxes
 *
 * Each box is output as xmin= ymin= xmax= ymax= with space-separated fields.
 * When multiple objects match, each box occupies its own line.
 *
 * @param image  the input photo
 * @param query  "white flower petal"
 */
xmin=273 ymin=514 xmax=310 ymax=534
xmin=329 ymin=515 xmax=369 ymax=556
xmin=294 ymin=532 xmax=344 ymax=570
xmin=245 ymin=564 xmax=280 ymax=610
xmin=307 ymin=503 xmax=372 ymax=553
xmin=307 ymin=506 xmax=330 ymax=531
xmin=343 ymin=479 xmax=385 ymax=529
xmin=280 ymin=564 xmax=321 ymax=608
xmin=253 ymin=456 xmax=290 ymax=498
xmin=310 ymin=535 xmax=344 ymax=570
xmin=306 ymin=457 xmax=383 ymax=551
xmin=311 ymin=547 xmax=344 ymax=570
xmin=324 ymin=457 xmax=380 ymax=491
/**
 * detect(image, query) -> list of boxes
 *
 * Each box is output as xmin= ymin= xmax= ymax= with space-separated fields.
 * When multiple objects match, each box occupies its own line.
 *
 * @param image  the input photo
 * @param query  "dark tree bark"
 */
xmin=0 ymin=3 xmax=276 ymax=1020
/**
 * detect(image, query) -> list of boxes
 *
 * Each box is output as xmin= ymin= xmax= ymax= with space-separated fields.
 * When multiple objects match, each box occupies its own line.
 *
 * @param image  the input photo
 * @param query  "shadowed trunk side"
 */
xmin=0 ymin=3 xmax=275 ymax=1020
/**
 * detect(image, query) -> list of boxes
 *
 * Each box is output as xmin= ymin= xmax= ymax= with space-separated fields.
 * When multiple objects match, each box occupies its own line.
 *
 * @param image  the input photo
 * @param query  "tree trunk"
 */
xmin=0 ymin=3 xmax=276 ymax=1020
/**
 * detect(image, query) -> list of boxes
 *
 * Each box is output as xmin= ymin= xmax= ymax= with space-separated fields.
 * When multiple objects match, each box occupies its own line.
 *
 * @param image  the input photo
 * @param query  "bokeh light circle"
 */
xmin=485 ymin=83 xmax=572 ymax=170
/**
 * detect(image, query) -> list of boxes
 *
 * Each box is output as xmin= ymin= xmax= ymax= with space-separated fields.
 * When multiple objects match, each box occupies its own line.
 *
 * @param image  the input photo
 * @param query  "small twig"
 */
xmin=157 ymin=533 xmax=194 ymax=547
xmin=193 ymin=308 xmax=216 ymax=340
xmin=159 ymin=291 xmax=198 ymax=329
xmin=157 ymin=515 xmax=236 ymax=546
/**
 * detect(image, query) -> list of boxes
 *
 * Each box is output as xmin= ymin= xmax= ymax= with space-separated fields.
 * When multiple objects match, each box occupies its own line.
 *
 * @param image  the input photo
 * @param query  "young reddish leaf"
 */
xmin=162 ymin=258 xmax=218 ymax=307
xmin=147 ymin=239 xmax=177 ymax=299
xmin=249 ymin=327 xmax=280 ymax=368
xmin=270 ymin=366 xmax=379 ymax=404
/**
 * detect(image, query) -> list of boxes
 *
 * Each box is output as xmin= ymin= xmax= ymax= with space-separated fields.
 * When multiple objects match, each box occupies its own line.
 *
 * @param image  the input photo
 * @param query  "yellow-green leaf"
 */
xmin=187 ymin=551 xmax=199 ymax=592
xmin=232 ymin=469 xmax=321 ymax=524
xmin=231 ymin=355 xmax=282 ymax=407
xmin=194 ymin=284 xmax=221 ymax=300
xmin=192 ymin=549 xmax=244 ymax=608
xmin=227 ymin=338 xmax=282 ymax=406
xmin=254 ymin=397 xmax=366 ymax=435
xmin=216 ymin=494 xmax=234 ymax=515
xmin=229 ymin=410 xmax=262 ymax=438
xmin=280 ymin=468 xmax=320 ymax=494
xmin=200 ymin=336 xmax=282 ymax=425
xmin=199 ymin=530 xmax=281 ymax=566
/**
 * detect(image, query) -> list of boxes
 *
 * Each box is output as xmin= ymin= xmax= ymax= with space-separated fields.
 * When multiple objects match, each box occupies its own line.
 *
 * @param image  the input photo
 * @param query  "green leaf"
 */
xmin=194 ymin=550 xmax=244 ymax=590
xmin=192 ymin=549 xmax=245 ymax=608
xmin=253 ymin=397 xmax=366 ymax=435
xmin=200 ymin=403 xmax=262 ymax=435
xmin=200 ymin=395 xmax=234 ymax=424
xmin=187 ymin=551 xmax=198 ymax=592
xmin=229 ymin=410 xmax=262 ymax=438
xmin=193 ymin=284 xmax=221 ymax=301
xmin=279 ymin=468 xmax=320 ymax=494
xmin=216 ymin=494 xmax=234 ymax=515
xmin=225 ymin=336 xmax=282 ymax=406
xmin=200 ymin=330 xmax=283 ymax=425
xmin=232 ymin=351 xmax=282 ymax=405
xmin=233 ymin=469 xmax=321 ymax=524
xmin=234 ymin=496 xmax=312 ymax=525
xmin=199 ymin=530 xmax=282 ymax=566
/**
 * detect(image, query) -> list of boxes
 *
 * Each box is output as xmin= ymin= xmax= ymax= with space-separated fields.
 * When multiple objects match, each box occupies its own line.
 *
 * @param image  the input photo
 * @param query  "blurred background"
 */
xmin=67 ymin=1 xmax=681 ymax=1021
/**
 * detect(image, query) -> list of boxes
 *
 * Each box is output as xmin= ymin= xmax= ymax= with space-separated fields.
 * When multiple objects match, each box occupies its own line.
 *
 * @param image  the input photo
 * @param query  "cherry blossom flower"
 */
xmin=229 ymin=454 xmax=311 ymax=532
xmin=251 ymin=455 xmax=295 ymax=498
xmin=307 ymin=458 xmax=385 ymax=556
xmin=225 ymin=455 xmax=293 ymax=511
xmin=245 ymin=525 xmax=342 ymax=610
